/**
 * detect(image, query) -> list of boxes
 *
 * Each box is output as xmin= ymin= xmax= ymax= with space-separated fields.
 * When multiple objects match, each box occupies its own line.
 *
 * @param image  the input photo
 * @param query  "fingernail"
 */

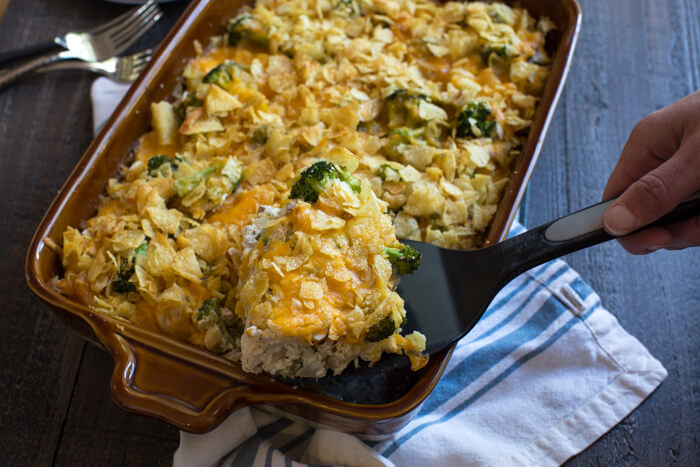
xmin=646 ymin=246 xmax=661 ymax=252
xmin=604 ymin=205 xmax=638 ymax=235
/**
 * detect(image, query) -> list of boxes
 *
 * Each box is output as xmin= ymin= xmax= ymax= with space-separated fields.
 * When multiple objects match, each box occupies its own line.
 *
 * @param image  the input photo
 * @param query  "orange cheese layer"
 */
xmin=208 ymin=184 xmax=277 ymax=226
xmin=135 ymin=131 xmax=176 ymax=163
xmin=243 ymin=204 xmax=375 ymax=344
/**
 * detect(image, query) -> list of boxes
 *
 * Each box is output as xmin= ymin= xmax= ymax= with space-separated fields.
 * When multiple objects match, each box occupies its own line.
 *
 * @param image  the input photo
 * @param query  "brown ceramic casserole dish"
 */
xmin=26 ymin=0 xmax=581 ymax=436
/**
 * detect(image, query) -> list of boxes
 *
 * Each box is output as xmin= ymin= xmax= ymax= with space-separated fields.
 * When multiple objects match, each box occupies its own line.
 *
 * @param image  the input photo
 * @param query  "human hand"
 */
xmin=602 ymin=90 xmax=700 ymax=254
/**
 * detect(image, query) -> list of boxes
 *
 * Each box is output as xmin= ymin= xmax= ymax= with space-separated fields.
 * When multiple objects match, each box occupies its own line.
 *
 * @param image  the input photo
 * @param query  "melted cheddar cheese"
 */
xmin=53 ymin=0 xmax=552 ymax=377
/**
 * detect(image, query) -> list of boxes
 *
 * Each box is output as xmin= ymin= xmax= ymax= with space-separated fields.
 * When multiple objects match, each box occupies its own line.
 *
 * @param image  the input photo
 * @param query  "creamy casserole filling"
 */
xmin=52 ymin=0 xmax=552 ymax=377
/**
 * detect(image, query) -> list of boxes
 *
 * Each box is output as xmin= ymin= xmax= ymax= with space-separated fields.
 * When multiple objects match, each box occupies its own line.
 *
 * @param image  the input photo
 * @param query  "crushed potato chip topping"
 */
xmin=53 ymin=0 xmax=551 ymax=377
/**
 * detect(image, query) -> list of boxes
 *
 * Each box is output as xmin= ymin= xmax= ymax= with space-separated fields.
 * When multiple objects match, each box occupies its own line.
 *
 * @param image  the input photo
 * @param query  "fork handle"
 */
xmin=0 ymin=51 xmax=71 ymax=91
xmin=494 ymin=192 xmax=700 ymax=284
xmin=0 ymin=40 xmax=61 ymax=67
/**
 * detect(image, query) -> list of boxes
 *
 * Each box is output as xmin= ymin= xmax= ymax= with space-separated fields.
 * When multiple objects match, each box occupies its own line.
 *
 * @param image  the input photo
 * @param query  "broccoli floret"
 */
xmin=384 ymin=90 xmax=446 ymax=128
xmin=134 ymin=241 xmax=149 ymax=257
xmin=175 ymin=165 xmax=218 ymax=198
xmin=430 ymin=213 xmax=446 ymax=232
xmin=196 ymin=157 xmax=241 ymax=205
xmin=198 ymin=297 xmax=220 ymax=319
xmin=384 ymin=126 xmax=424 ymax=159
xmin=384 ymin=123 xmax=441 ymax=158
xmin=386 ymin=89 xmax=407 ymax=100
xmin=456 ymin=102 xmax=497 ymax=138
xmin=251 ymin=126 xmax=268 ymax=145
xmin=377 ymin=163 xmax=401 ymax=182
xmin=383 ymin=244 xmax=421 ymax=275
xmin=289 ymin=160 xmax=361 ymax=203
xmin=198 ymin=298 xmax=239 ymax=347
xmin=391 ymin=126 xmax=423 ymax=143
xmin=335 ymin=0 xmax=360 ymax=16
xmin=226 ymin=14 xmax=269 ymax=48
xmin=221 ymin=157 xmax=242 ymax=190
xmin=112 ymin=240 xmax=151 ymax=293
xmin=112 ymin=278 xmax=137 ymax=294
xmin=384 ymin=90 xmax=430 ymax=127
xmin=203 ymin=60 xmax=250 ymax=90
xmin=203 ymin=61 xmax=235 ymax=88
xmin=227 ymin=14 xmax=252 ymax=43
xmin=174 ymin=90 xmax=204 ymax=124
xmin=480 ymin=43 xmax=518 ymax=64
xmin=366 ymin=315 xmax=398 ymax=342
xmin=147 ymin=155 xmax=175 ymax=176
xmin=112 ymin=258 xmax=137 ymax=294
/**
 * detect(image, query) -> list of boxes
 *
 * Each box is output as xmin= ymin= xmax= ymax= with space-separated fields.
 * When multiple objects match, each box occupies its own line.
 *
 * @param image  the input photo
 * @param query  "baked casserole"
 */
xmin=49 ymin=0 xmax=553 ymax=379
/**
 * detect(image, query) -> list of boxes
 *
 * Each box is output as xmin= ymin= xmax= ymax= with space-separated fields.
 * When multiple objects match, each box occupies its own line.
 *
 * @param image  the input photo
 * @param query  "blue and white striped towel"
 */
xmin=92 ymin=78 xmax=668 ymax=467
xmin=171 ymin=225 xmax=667 ymax=467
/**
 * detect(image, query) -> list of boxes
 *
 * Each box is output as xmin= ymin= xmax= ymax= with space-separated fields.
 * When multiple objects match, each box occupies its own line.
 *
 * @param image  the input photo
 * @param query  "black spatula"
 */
xmin=397 ymin=193 xmax=700 ymax=356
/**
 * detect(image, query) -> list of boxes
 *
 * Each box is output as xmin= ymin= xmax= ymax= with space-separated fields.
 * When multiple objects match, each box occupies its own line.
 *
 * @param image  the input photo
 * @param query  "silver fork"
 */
xmin=0 ymin=1 xmax=161 ymax=65
xmin=0 ymin=2 xmax=162 ymax=90
xmin=33 ymin=49 xmax=154 ymax=83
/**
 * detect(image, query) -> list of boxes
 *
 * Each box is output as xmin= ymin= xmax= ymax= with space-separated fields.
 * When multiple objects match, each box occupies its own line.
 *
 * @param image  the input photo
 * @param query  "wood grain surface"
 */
xmin=0 ymin=0 xmax=697 ymax=465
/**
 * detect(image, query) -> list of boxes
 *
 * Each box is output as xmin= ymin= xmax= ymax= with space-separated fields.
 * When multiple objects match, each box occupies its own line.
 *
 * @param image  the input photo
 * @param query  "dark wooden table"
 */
xmin=0 ymin=1 xmax=697 ymax=465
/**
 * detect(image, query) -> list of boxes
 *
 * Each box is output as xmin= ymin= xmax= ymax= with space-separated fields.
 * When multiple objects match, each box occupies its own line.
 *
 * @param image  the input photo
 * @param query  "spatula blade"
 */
xmin=398 ymin=240 xmax=497 ymax=356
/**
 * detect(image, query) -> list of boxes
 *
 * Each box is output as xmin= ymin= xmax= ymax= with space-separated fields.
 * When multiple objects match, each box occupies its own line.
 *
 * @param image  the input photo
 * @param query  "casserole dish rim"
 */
xmin=25 ymin=0 xmax=582 ymax=435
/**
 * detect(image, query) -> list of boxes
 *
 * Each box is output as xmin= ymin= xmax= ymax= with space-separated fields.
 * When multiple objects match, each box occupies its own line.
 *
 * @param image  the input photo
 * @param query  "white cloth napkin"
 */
xmin=91 ymin=77 xmax=668 ymax=467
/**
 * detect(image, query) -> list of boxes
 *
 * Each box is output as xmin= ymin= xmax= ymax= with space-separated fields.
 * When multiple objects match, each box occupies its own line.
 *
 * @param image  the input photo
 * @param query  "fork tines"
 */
xmin=94 ymin=1 xmax=163 ymax=53
xmin=91 ymin=1 xmax=160 ymax=36
xmin=118 ymin=48 xmax=154 ymax=82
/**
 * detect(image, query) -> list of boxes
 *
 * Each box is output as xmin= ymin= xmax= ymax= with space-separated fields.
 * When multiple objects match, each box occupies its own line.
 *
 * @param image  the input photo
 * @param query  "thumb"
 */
xmin=603 ymin=145 xmax=699 ymax=236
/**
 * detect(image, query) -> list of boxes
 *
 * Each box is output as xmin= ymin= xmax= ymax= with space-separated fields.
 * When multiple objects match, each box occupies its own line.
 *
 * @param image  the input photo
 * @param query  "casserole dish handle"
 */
xmin=92 ymin=318 xmax=253 ymax=433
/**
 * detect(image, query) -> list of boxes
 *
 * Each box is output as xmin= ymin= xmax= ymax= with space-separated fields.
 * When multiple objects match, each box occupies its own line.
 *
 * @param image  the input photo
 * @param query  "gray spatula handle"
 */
xmin=495 ymin=192 xmax=700 ymax=284
xmin=544 ymin=192 xmax=700 ymax=242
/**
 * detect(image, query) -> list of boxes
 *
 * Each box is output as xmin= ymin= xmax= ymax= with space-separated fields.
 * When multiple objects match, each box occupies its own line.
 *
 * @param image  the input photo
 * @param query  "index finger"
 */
xmin=603 ymin=107 xmax=682 ymax=201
